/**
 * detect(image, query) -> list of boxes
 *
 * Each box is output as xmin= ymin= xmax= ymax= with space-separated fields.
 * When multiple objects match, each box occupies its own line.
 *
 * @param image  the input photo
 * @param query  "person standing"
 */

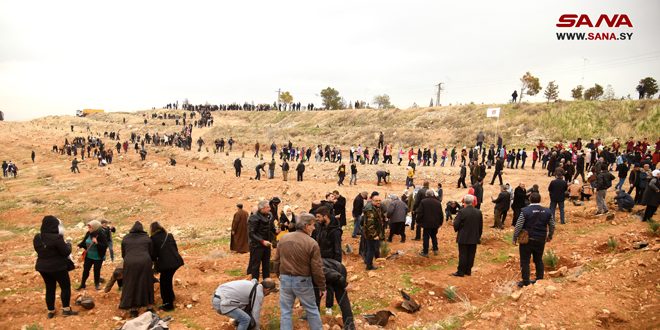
xmin=615 ymin=160 xmax=629 ymax=191
xmin=457 ymin=163 xmax=467 ymax=188
xmin=351 ymin=191 xmax=367 ymax=238
xmin=231 ymin=204 xmax=249 ymax=253
xmin=452 ymin=195 xmax=483 ymax=277
xmin=247 ymin=201 xmax=274 ymax=280
xmin=31 ymin=150 xmax=36 ymax=163
xmin=280 ymin=159 xmax=290 ymax=181
xmin=416 ymin=190 xmax=443 ymax=257
xmin=548 ymin=174 xmax=568 ymax=224
xmin=71 ymin=158 xmax=80 ymax=173
xmin=34 ymin=216 xmax=78 ymax=318
xmin=101 ymin=220 xmax=116 ymax=262
xmin=361 ymin=195 xmax=385 ymax=270
xmin=150 ymin=222 xmax=184 ymax=312
xmin=412 ymin=182 xmax=430 ymax=240
xmin=349 ymin=163 xmax=358 ymax=185
xmin=511 ymin=183 xmax=527 ymax=227
xmin=296 ymin=161 xmax=305 ymax=181
xmin=513 ymin=192 xmax=555 ymax=287
xmin=273 ymin=213 xmax=325 ymax=330
xmin=333 ymin=190 xmax=347 ymax=228
xmin=595 ymin=168 xmax=616 ymax=215
xmin=120 ymin=221 xmax=155 ymax=317
xmin=212 ymin=279 xmax=276 ymax=330
xmin=76 ymin=220 xmax=108 ymax=290
xmin=233 ymin=158 xmax=243 ymax=177
xmin=337 ymin=163 xmax=346 ymax=186
xmin=268 ymin=158 xmax=276 ymax=179
xmin=387 ymin=194 xmax=408 ymax=243
xmin=490 ymin=156 xmax=504 ymax=185
xmin=641 ymin=169 xmax=660 ymax=221
xmin=491 ymin=185 xmax=511 ymax=229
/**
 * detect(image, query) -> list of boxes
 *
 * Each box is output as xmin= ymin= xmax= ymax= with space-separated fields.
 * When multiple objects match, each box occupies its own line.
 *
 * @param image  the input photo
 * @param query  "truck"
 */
xmin=76 ymin=109 xmax=104 ymax=117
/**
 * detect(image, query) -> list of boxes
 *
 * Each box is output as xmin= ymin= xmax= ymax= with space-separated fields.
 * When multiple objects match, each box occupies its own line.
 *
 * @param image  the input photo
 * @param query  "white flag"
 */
xmin=486 ymin=107 xmax=501 ymax=118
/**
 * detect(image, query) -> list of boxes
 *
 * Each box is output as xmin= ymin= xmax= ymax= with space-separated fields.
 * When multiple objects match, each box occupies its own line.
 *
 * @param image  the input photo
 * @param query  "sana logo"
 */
xmin=556 ymin=14 xmax=633 ymax=28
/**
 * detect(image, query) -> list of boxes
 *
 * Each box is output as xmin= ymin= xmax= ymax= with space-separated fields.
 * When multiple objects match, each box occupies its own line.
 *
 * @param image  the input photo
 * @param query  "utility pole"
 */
xmin=275 ymin=88 xmax=282 ymax=104
xmin=435 ymin=82 xmax=444 ymax=106
xmin=581 ymin=58 xmax=588 ymax=86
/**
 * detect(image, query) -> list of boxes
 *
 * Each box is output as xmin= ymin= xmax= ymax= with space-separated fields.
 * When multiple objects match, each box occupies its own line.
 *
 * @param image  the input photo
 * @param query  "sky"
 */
xmin=1 ymin=0 xmax=659 ymax=120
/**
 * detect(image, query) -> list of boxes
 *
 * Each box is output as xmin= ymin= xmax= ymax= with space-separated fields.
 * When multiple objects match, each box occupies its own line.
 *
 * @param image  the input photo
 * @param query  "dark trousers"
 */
xmin=410 ymin=217 xmax=422 ymax=240
xmin=388 ymin=222 xmax=406 ymax=242
xmin=422 ymin=228 xmax=438 ymax=254
xmin=316 ymin=283 xmax=355 ymax=330
xmin=235 ymin=168 xmax=241 ymax=177
xmin=512 ymin=207 xmax=522 ymax=227
xmin=532 ymin=159 xmax=536 ymax=169
xmin=247 ymin=246 xmax=271 ymax=280
xmin=643 ymin=205 xmax=658 ymax=221
xmin=81 ymin=257 xmax=103 ymax=287
xmin=519 ymin=239 xmax=545 ymax=283
xmin=364 ymin=240 xmax=380 ymax=268
xmin=493 ymin=208 xmax=507 ymax=228
xmin=40 ymin=270 xmax=71 ymax=310
xmin=255 ymin=171 xmax=261 ymax=180
xmin=297 ymin=172 xmax=303 ymax=181
xmin=490 ymin=172 xmax=503 ymax=185
xmin=457 ymin=177 xmax=467 ymax=188
xmin=159 ymin=268 xmax=177 ymax=306
xmin=457 ymin=244 xmax=477 ymax=275
xmin=338 ymin=174 xmax=345 ymax=185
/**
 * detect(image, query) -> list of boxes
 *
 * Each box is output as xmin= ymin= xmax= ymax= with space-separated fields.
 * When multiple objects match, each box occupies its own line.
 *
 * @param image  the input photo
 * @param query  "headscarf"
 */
xmin=87 ymin=220 xmax=102 ymax=232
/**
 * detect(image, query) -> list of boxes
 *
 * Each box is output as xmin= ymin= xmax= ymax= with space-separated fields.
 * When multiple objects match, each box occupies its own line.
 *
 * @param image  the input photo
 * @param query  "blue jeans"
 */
xmin=212 ymin=298 xmax=253 ymax=330
xmin=615 ymin=177 xmax=625 ymax=191
xmin=549 ymin=200 xmax=565 ymax=224
xmin=351 ymin=216 xmax=362 ymax=237
xmin=279 ymin=275 xmax=322 ymax=330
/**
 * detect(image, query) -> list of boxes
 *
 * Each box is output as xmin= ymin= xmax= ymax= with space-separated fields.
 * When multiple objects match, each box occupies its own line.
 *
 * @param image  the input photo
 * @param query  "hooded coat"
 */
xmin=34 ymin=216 xmax=72 ymax=273
xmin=120 ymin=221 xmax=154 ymax=309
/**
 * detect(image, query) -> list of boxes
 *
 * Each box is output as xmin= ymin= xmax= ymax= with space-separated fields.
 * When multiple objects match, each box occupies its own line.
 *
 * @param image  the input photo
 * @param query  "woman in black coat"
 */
xmin=76 ymin=220 xmax=108 ymax=290
xmin=511 ymin=183 xmax=528 ymax=227
xmin=120 ymin=221 xmax=154 ymax=317
xmin=34 ymin=215 xmax=78 ymax=318
xmin=150 ymin=222 xmax=184 ymax=311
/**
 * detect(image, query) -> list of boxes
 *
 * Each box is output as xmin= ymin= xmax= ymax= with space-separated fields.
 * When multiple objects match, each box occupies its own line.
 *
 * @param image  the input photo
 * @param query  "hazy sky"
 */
xmin=1 ymin=0 xmax=659 ymax=120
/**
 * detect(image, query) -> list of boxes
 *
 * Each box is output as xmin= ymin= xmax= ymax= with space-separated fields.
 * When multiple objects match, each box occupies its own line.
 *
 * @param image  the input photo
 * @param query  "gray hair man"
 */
xmin=274 ymin=213 xmax=326 ymax=330
xmin=247 ymin=200 xmax=274 ymax=280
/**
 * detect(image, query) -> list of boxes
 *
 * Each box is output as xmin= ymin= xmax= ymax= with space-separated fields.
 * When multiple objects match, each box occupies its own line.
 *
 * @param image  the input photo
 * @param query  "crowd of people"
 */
xmin=27 ymin=113 xmax=660 ymax=329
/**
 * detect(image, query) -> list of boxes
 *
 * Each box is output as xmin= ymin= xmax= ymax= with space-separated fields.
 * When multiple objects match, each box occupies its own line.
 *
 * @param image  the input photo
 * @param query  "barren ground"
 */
xmin=0 ymin=109 xmax=658 ymax=330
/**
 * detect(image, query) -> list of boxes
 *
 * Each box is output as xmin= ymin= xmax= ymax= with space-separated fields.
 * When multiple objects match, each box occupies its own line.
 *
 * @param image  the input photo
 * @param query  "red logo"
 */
xmin=557 ymin=14 xmax=633 ymax=28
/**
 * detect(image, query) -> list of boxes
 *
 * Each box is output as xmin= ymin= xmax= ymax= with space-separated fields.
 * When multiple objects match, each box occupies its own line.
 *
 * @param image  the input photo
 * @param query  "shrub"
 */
xmin=607 ymin=236 xmax=618 ymax=252
xmin=648 ymin=220 xmax=660 ymax=236
xmin=444 ymin=285 xmax=458 ymax=302
xmin=543 ymin=249 xmax=559 ymax=269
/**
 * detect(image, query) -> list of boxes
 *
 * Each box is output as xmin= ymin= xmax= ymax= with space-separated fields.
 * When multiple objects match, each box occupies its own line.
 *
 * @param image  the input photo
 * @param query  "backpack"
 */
xmin=242 ymin=282 xmax=259 ymax=330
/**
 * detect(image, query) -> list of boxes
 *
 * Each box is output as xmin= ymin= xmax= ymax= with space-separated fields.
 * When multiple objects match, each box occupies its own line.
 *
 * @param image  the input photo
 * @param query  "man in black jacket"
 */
xmin=247 ymin=201 xmax=275 ymax=280
xmin=452 ymin=195 xmax=483 ymax=277
xmin=351 ymin=191 xmax=367 ymax=238
xmin=280 ymin=159 xmax=290 ymax=181
xmin=490 ymin=156 xmax=504 ymax=185
xmin=491 ymin=185 xmax=510 ymax=229
xmin=296 ymin=161 xmax=305 ymax=181
xmin=233 ymin=158 xmax=242 ymax=177
xmin=416 ymin=190 xmax=443 ymax=257
xmin=595 ymin=168 xmax=616 ymax=215
xmin=333 ymin=190 xmax=347 ymax=228
xmin=313 ymin=207 xmax=343 ymax=315
xmin=472 ymin=181 xmax=484 ymax=209
xmin=412 ymin=182 xmax=430 ymax=240
xmin=321 ymin=258 xmax=355 ymax=329
xmin=573 ymin=153 xmax=585 ymax=182
xmin=513 ymin=192 xmax=555 ymax=287
xmin=548 ymin=174 xmax=568 ymax=224
xmin=457 ymin=164 xmax=467 ymax=188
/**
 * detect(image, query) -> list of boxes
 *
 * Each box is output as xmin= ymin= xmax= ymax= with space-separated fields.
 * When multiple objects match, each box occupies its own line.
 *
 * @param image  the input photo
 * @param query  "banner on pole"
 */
xmin=486 ymin=107 xmax=501 ymax=118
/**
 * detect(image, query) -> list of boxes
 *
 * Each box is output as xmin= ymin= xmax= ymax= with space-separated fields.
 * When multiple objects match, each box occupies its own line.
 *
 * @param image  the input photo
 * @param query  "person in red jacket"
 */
xmin=532 ymin=148 xmax=539 ymax=170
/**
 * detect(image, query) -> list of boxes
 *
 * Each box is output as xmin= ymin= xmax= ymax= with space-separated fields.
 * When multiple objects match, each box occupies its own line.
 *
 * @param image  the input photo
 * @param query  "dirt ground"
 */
xmin=0 ymin=112 xmax=658 ymax=330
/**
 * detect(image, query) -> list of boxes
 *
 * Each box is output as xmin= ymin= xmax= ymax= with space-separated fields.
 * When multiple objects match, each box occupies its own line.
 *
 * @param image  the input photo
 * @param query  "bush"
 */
xmin=444 ymin=285 xmax=458 ymax=302
xmin=648 ymin=220 xmax=660 ymax=236
xmin=543 ymin=249 xmax=559 ymax=269
xmin=607 ymin=236 xmax=618 ymax=252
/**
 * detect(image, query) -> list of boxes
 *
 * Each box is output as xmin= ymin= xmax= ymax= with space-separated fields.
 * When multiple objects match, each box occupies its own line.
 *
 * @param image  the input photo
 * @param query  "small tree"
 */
xmin=519 ymin=71 xmax=541 ymax=102
xmin=279 ymin=91 xmax=293 ymax=105
xmin=543 ymin=81 xmax=559 ymax=103
xmin=637 ymin=77 xmax=658 ymax=99
xmin=320 ymin=87 xmax=344 ymax=110
xmin=603 ymin=85 xmax=616 ymax=101
xmin=571 ymin=85 xmax=584 ymax=100
xmin=584 ymin=84 xmax=604 ymax=100
xmin=373 ymin=94 xmax=392 ymax=109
